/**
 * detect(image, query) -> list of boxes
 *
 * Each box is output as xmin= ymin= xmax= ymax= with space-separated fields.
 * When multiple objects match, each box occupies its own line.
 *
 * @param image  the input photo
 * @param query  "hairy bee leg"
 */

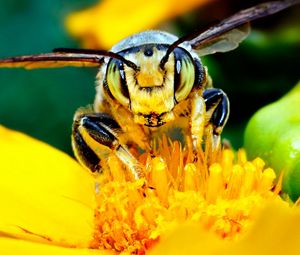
xmin=203 ymin=88 xmax=230 ymax=150
xmin=72 ymin=112 xmax=144 ymax=180
xmin=107 ymin=105 xmax=150 ymax=151
xmin=190 ymin=92 xmax=206 ymax=150
xmin=95 ymin=88 xmax=150 ymax=151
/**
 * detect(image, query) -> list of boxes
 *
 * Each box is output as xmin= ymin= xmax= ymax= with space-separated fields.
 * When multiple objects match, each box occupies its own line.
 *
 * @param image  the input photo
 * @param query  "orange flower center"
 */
xmin=90 ymin=138 xmax=280 ymax=254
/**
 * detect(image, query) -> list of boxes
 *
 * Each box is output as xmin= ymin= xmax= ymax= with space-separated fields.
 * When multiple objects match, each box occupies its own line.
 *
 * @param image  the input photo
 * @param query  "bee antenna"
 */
xmin=159 ymin=20 xmax=219 ymax=69
xmin=159 ymin=36 xmax=189 ymax=69
xmin=53 ymin=48 xmax=139 ymax=71
xmin=160 ymin=0 xmax=300 ymax=69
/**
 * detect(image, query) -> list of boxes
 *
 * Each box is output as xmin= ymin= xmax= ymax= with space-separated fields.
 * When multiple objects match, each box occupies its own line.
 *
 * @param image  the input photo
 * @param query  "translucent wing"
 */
xmin=0 ymin=48 xmax=139 ymax=70
xmin=189 ymin=0 xmax=299 ymax=55
xmin=0 ymin=52 xmax=102 ymax=69
xmin=196 ymin=24 xmax=250 ymax=57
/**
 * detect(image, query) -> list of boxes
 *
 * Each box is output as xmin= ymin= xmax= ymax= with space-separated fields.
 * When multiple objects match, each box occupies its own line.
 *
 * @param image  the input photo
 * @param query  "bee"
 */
xmin=0 ymin=0 xmax=298 ymax=180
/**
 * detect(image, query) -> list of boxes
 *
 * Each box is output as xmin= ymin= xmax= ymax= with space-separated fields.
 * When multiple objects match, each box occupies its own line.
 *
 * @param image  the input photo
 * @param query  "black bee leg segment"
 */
xmin=203 ymin=88 xmax=230 ymax=150
xmin=72 ymin=112 xmax=144 ymax=180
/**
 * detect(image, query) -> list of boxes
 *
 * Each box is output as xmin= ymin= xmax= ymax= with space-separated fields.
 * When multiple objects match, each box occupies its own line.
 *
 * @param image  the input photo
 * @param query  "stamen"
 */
xmin=91 ymin=138 xmax=282 ymax=254
xmin=150 ymin=157 xmax=169 ymax=205
xmin=259 ymin=168 xmax=276 ymax=192
xmin=183 ymin=163 xmax=198 ymax=191
xmin=206 ymin=164 xmax=223 ymax=203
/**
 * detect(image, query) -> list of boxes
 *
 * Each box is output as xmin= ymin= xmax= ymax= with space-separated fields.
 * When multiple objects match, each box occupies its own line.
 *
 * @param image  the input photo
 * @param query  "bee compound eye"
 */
xmin=105 ymin=59 xmax=130 ymax=107
xmin=173 ymin=48 xmax=196 ymax=102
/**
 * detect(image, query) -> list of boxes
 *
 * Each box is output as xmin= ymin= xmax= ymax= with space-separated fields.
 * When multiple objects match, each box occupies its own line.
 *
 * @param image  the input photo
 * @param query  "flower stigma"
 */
xmin=90 ymin=135 xmax=281 ymax=254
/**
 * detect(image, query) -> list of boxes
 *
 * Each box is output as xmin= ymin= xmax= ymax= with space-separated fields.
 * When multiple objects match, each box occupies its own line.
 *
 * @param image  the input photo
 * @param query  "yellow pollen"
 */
xmin=91 ymin=139 xmax=280 ymax=254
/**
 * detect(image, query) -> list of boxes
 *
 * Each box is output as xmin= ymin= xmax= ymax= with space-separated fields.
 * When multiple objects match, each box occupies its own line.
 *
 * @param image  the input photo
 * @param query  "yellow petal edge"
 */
xmin=0 ymin=237 xmax=106 ymax=255
xmin=149 ymin=201 xmax=300 ymax=255
xmin=0 ymin=126 xmax=96 ymax=248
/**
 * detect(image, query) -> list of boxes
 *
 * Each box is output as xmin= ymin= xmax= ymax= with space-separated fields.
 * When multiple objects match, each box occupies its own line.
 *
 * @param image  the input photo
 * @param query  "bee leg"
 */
xmin=203 ymin=88 xmax=230 ymax=151
xmin=190 ymin=91 xmax=206 ymax=151
xmin=72 ymin=112 xmax=144 ymax=180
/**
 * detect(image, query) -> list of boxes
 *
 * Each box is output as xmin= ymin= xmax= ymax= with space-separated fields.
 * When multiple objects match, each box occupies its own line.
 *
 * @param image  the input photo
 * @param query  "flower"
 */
xmin=1 ymin=125 xmax=300 ymax=254
xmin=0 ymin=126 xmax=96 ymax=253
xmin=65 ymin=0 xmax=212 ymax=49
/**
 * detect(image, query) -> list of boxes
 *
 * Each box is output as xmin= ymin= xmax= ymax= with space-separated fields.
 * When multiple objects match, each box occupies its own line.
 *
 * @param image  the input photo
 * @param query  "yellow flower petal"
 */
xmin=149 ymin=201 xmax=300 ymax=255
xmin=1 ymin=126 xmax=297 ymax=254
xmin=66 ymin=0 xmax=212 ymax=49
xmin=0 ymin=126 xmax=96 ymax=247
xmin=148 ymin=222 xmax=224 ymax=255
xmin=225 ymin=201 xmax=300 ymax=255
xmin=0 ymin=237 xmax=108 ymax=255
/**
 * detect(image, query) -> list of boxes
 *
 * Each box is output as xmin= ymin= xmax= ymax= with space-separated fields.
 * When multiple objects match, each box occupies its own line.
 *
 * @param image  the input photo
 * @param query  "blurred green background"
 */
xmin=0 ymin=0 xmax=299 ymax=156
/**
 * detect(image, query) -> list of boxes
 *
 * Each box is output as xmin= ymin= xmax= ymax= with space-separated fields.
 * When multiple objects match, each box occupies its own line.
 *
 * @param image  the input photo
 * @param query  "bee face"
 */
xmin=105 ymin=42 xmax=201 ymax=127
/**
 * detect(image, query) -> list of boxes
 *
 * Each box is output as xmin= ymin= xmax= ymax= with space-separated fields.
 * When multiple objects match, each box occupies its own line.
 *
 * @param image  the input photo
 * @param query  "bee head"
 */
xmin=104 ymin=43 xmax=204 ymax=127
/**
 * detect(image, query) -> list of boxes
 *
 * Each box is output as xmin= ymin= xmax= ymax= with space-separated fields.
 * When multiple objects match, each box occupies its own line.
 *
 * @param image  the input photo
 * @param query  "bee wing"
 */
xmin=0 ymin=52 xmax=102 ymax=69
xmin=190 ymin=0 xmax=299 ymax=56
xmin=195 ymin=24 xmax=250 ymax=57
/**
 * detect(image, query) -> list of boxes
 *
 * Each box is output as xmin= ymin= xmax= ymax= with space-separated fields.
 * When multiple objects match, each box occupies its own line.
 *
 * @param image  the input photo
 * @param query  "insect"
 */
xmin=0 ymin=0 xmax=298 ymax=180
